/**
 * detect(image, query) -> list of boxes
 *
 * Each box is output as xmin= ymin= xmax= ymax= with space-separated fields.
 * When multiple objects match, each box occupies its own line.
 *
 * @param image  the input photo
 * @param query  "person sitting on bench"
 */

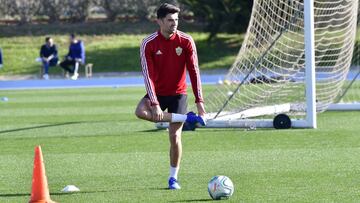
xmin=60 ymin=34 xmax=85 ymax=80
xmin=0 ymin=47 xmax=3 ymax=69
xmin=40 ymin=37 xmax=58 ymax=80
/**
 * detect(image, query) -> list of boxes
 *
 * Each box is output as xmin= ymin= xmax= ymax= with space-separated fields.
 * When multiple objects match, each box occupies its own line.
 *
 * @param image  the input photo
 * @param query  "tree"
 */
xmin=132 ymin=0 xmax=160 ymax=21
xmin=97 ymin=0 xmax=178 ymax=22
xmin=40 ymin=0 xmax=67 ymax=23
xmin=3 ymin=0 xmax=41 ymax=24
xmin=0 ymin=0 xmax=6 ymax=17
xmin=103 ymin=0 xmax=125 ymax=21
xmin=180 ymin=0 xmax=253 ymax=41
xmin=93 ymin=0 xmax=130 ymax=22
xmin=65 ymin=0 xmax=93 ymax=22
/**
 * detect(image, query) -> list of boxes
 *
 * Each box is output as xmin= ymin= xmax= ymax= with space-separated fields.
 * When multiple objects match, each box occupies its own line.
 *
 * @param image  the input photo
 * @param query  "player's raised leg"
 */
xmin=135 ymin=97 xmax=173 ymax=122
xmin=168 ymin=122 xmax=183 ymax=189
xmin=135 ymin=97 xmax=205 ymax=125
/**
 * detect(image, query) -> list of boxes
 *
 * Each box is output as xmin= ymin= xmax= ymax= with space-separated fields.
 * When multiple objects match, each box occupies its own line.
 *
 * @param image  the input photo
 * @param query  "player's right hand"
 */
xmin=151 ymin=105 xmax=163 ymax=122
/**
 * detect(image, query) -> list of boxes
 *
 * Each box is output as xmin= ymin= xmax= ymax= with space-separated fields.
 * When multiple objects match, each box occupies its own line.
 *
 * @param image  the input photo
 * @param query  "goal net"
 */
xmin=328 ymin=8 xmax=360 ymax=111
xmin=204 ymin=0 xmax=358 ymax=128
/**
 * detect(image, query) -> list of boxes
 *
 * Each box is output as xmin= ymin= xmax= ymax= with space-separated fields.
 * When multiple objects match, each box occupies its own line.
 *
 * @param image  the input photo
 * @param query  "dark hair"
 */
xmin=70 ymin=33 xmax=76 ymax=39
xmin=156 ymin=3 xmax=180 ymax=19
xmin=45 ymin=37 xmax=51 ymax=42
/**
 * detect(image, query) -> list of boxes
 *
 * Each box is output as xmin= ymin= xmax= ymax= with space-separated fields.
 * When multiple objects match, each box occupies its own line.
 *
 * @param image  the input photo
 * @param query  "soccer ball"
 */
xmin=207 ymin=175 xmax=234 ymax=200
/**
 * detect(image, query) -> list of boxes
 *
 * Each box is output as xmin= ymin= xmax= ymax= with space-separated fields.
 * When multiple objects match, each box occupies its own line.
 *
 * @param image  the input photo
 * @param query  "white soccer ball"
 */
xmin=208 ymin=175 xmax=234 ymax=200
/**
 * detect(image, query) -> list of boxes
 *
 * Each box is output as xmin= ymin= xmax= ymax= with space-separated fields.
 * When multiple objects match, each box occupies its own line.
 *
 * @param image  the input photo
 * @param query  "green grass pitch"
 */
xmin=1 ymin=86 xmax=360 ymax=202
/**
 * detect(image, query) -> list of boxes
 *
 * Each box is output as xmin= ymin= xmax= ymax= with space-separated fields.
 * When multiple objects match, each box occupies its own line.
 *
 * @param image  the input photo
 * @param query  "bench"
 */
xmin=72 ymin=62 xmax=93 ymax=78
xmin=38 ymin=58 xmax=93 ymax=78
xmin=84 ymin=63 xmax=93 ymax=78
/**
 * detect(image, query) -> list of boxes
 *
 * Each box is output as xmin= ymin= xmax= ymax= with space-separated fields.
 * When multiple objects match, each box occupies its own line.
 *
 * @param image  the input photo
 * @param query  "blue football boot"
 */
xmin=185 ymin=111 xmax=206 ymax=126
xmin=168 ymin=177 xmax=181 ymax=190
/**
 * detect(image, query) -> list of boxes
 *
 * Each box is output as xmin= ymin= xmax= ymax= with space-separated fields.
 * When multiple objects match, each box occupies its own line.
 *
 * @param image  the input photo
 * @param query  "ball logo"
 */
xmin=208 ymin=175 xmax=234 ymax=200
xmin=175 ymin=47 xmax=182 ymax=56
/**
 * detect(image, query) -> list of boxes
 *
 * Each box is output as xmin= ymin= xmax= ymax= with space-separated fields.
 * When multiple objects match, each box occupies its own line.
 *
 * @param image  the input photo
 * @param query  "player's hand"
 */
xmin=196 ymin=102 xmax=206 ymax=117
xmin=151 ymin=105 xmax=163 ymax=122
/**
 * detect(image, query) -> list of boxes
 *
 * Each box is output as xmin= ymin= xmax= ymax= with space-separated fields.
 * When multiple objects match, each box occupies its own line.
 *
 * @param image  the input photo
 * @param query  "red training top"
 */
xmin=140 ymin=30 xmax=204 ymax=106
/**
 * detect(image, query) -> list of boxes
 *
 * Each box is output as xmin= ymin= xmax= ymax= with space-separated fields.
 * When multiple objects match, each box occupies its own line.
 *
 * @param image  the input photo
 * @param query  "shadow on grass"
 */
xmin=196 ymin=128 xmax=271 ymax=132
xmin=170 ymin=199 xmax=212 ymax=202
xmin=0 ymin=122 xmax=82 ymax=134
xmin=0 ymin=192 xmax=77 ymax=198
xmin=51 ymin=191 xmax=107 ymax=196
xmin=149 ymin=187 xmax=169 ymax=191
xmin=0 ymin=190 xmax=112 ymax=198
xmin=139 ymin=127 xmax=272 ymax=133
xmin=0 ymin=193 xmax=30 ymax=197
xmin=139 ymin=128 xmax=165 ymax=133
xmin=85 ymin=46 xmax=140 ymax=72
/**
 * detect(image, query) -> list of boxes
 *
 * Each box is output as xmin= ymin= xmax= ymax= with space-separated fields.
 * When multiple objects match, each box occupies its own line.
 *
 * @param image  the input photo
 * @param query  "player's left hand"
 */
xmin=196 ymin=102 xmax=206 ymax=117
xmin=151 ymin=105 xmax=164 ymax=122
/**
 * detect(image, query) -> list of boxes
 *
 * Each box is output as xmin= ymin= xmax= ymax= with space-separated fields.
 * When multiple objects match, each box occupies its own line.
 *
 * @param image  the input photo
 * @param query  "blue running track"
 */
xmin=0 ymin=75 xmax=223 ymax=90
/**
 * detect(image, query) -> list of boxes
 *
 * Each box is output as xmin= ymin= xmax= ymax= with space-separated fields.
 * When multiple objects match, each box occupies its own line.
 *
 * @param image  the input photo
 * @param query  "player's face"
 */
xmin=69 ymin=36 xmax=76 ymax=43
xmin=46 ymin=38 xmax=53 ymax=46
xmin=158 ymin=13 xmax=179 ymax=35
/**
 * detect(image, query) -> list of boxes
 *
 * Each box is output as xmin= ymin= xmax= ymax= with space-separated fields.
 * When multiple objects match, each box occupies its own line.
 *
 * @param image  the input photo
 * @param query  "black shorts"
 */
xmin=145 ymin=94 xmax=187 ymax=114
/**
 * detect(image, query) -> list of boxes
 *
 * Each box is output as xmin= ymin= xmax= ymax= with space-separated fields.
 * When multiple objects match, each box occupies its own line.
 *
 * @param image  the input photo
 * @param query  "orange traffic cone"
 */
xmin=29 ymin=146 xmax=56 ymax=203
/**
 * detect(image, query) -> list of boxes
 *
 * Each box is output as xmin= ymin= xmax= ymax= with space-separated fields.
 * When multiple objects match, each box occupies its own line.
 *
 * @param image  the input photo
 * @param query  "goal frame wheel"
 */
xmin=273 ymin=114 xmax=292 ymax=129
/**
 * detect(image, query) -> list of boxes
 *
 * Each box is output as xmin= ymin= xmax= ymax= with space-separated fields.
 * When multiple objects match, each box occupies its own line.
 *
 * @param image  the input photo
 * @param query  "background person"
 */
xmin=60 ymin=34 xmax=85 ymax=80
xmin=135 ymin=3 xmax=206 ymax=190
xmin=0 ymin=47 xmax=3 ymax=68
xmin=40 ymin=37 xmax=58 ymax=80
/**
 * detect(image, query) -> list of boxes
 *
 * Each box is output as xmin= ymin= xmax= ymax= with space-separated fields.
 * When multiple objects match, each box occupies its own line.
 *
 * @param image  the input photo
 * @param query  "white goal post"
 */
xmin=304 ymin=0 xmax=317 ymax=128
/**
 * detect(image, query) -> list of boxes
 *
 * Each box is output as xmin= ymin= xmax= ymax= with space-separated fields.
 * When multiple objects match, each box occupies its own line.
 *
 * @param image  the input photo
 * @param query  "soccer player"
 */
xmin=135 ymin=3 xmax=206 ymax=190
xmin=60 ymin=34 xmax=85 ymax=80
xmin=40 ymin=37 xmax=59 ymax=80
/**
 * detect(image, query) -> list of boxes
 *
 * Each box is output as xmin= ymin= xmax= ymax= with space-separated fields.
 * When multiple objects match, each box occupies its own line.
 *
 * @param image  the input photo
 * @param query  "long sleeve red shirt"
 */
xmin=140 ymin=30 xmax=204 ymax=106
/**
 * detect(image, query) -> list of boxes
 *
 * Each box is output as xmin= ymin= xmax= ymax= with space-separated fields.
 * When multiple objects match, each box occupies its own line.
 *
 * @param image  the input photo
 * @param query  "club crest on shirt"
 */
xmin=175 ymin=46 xmax=182 ymax=56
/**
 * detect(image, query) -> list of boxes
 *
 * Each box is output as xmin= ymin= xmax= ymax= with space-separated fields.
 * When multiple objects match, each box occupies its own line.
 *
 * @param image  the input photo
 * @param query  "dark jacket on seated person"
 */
xmin=67 ymin=40 xmax=85 ymax=64
xmin=0 ymin=48 xmax=3 ymax=67
xmin=40 ymin=44 xmax=58 ymax=65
